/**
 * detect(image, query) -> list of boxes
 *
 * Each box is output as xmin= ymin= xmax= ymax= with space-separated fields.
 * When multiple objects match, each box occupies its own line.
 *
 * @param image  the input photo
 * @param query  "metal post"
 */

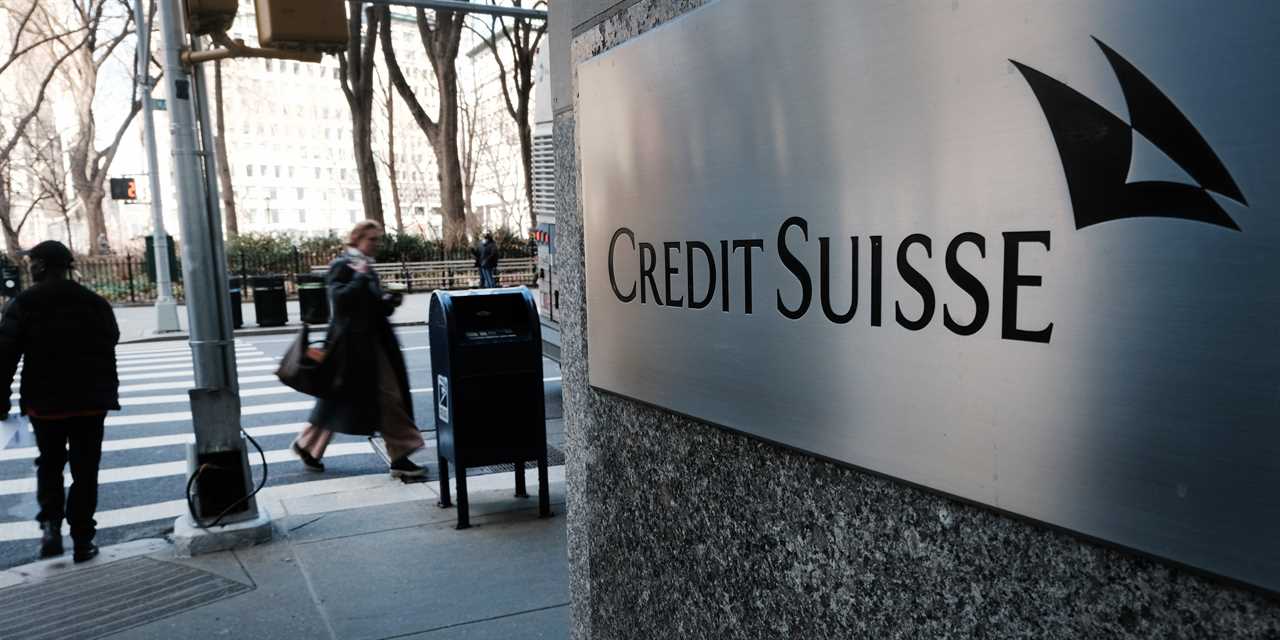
xmin=158 ymin=0 xmax=259 ymax=526
xmin=126 ymin=255 xmax=136 ymax=303
xmin=134 ymin=0 xmax=181 ymax=332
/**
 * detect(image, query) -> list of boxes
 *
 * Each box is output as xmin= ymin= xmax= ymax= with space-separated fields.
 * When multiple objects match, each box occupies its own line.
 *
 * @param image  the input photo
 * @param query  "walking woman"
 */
xmin=291 ymin=220 xmax=426 ymax=477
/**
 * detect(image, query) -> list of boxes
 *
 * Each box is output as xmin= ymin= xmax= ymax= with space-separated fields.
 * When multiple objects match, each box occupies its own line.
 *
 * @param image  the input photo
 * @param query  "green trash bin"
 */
xmin=297 ymin=274 xmax=329 ymax=324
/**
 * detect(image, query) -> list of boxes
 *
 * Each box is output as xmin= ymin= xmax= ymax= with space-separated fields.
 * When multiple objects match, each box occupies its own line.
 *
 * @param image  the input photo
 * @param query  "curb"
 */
xmin=119 ymin=320 xmax=429 ymax=344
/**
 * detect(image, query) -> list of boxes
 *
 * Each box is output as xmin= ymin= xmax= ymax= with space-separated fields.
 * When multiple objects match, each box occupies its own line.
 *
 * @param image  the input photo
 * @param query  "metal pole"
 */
xmin=158 ymin=0 xmax=260 ymax=526
xmin=364 ymin=0 xmax=547 ymax=20
xmin=133 ymin=0 xmax=180 ymax=332
xmin=187 ymin=34 xmax=239 ymax=393
xmin=158 ymin=0 xmax=233 ymax=391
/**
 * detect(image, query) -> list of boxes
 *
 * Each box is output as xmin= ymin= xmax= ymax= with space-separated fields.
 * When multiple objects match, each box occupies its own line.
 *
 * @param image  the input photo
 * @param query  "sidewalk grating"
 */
xmin=0 ymin=557 xmax=251 ymax=640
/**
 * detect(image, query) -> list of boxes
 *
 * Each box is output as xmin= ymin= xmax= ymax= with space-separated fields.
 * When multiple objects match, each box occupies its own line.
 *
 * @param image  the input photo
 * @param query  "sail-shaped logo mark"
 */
xmin=1011 ymin=38 xmax=1248 ymax=231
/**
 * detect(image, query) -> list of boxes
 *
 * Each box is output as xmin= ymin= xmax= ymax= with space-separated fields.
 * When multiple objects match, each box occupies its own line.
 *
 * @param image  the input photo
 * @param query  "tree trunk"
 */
xmin=353 ymin=116 xmax=383 ymax=224
xmin=436 ymin=64 xmax=466 ymax=247
xmin=340 ymin=3 xmax=385 ymax=226
xmin=0 ymin=196 xmax=20 ymax=259
xmin=386 ymin=77 xmax=404 ymax=234
xmin=215 ymin=61 xmax=238 ymax=237
xmin=517 ymin=100 xmax=534 ymax=232
xmin=82 ymin=188 xmax=108 ymax=254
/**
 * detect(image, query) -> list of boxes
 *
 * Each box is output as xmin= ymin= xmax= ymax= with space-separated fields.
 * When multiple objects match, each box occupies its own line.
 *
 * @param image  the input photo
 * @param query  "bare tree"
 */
xmin=61 ymin=0 xmax=152 ymax=254
xmin=381 ymin=7 xmax=467 ymax=247
xmin=0 ymin=163 xmax=51 ymax=257
xmin=374 ymin=69 xmax=403 ymax=233
xmin=214 ymin=59 xmax=237 ymax=236
xmin=25 ymin=126 xmax=78 ymax=253
xmin=471 ymin=0 xmax=545 ymax=233
xmin=458 ymin=69 xmax=481 ymax=233
xmin=338 ymin=2 xmax=385 ymax=225
xmin=0 ymin=1 xmax=91 ymax=258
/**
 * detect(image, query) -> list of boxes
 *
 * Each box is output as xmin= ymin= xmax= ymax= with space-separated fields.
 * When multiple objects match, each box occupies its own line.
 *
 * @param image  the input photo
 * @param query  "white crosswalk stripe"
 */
xmin=115 ymin=348 xmax=260 ymax=362
xmin=105 ymin=400 xmax=315 ymax=426
xmin=0 ymin=441 xmax=397 ymax=496
xmin=116 ymin=357 xmax=275 ymax=374
xmin=119 ymin=384 xmax=301 ymax=407
xmin=0 ymin=422 xmax=309 ymax=462
xmin=117 ymin=374 xmax=279 ymax=393
xmin=118 ymin=364 xmax=278 ymax=381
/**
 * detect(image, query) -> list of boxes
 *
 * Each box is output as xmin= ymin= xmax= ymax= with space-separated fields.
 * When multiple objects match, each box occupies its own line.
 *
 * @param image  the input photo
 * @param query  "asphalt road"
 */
xmin=0 ymin=328 xmax=563 ymax=570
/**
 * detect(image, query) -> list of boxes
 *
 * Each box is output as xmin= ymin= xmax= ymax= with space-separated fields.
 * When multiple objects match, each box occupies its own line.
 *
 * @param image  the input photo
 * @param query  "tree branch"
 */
xmin=93 ymin=98 xmax=142 ymax=181
xmin=0 ymin=30 xmax=90 ymax=163
xmin=381 ymin=10 xmax=438 ymax=139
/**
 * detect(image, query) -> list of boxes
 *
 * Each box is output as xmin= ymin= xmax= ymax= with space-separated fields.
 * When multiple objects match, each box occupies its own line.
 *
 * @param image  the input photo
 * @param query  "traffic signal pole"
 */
xmin=133 ymin=0 xmax=181 ymax=334
xmin=158 ymin=0 xmax=266 ymax=547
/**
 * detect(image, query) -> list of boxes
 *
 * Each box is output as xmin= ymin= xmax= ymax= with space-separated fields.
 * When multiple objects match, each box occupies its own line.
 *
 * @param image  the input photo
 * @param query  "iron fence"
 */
xmin=53 ymin=244 xmax=537 ymax=305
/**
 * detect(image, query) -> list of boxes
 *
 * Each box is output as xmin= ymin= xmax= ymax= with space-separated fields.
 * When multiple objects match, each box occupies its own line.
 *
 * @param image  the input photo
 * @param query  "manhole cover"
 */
xmin=0 ymin=556 xmax=252 ymax=640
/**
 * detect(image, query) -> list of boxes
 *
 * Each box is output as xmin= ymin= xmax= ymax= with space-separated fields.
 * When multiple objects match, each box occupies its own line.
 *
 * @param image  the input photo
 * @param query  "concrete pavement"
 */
xmin=0 ymin=468 xmax=570 ymax=639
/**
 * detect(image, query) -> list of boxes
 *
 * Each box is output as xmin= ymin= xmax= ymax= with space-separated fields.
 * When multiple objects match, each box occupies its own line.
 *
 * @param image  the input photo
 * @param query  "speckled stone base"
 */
xmin=560 ymin=2 xmax=1280 ymax=638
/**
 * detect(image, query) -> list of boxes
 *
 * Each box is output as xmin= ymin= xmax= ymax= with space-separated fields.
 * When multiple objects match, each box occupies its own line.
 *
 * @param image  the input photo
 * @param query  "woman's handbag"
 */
xmin=275 ymin=324 xmax=341 ymax=398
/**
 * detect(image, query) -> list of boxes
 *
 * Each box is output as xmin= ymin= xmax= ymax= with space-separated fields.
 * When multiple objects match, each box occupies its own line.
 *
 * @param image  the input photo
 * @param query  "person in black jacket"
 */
xmin=0 ymin=241 xmax=119 ymax=563
xmin=473 ymin=232 xmax=499 ymax=288
xmin=291 ymin=221 xmax=426 ymax=477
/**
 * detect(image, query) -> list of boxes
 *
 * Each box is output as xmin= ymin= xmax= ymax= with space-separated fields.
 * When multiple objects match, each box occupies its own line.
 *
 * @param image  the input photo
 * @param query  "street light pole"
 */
xmin=133 ymin=0 xmax=180 ymax=333
xmin=158 ymin=0 xmax=263 ymax=537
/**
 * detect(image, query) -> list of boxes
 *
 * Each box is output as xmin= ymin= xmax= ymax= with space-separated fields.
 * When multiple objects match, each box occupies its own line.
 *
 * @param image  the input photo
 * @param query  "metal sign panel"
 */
xmin=579 ymin=1 xmax=1280 ymax=592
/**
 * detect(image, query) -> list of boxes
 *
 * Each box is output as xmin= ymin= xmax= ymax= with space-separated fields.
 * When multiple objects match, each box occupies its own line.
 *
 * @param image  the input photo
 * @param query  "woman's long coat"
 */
xmin=307 ymin=254 xmax=414 ymax=436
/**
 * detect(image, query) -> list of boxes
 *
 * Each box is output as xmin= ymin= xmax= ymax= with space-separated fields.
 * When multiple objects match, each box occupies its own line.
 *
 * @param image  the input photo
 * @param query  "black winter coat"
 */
xmin=0 ymin=278 xmax=120 ymax=415
xmin=307 ymin=254 xmax=413 ymax=436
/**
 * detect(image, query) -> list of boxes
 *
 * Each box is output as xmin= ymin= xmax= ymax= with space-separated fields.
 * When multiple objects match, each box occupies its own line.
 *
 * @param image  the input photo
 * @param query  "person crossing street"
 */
xmin=0 ymin=241 xmax=120 ymax=563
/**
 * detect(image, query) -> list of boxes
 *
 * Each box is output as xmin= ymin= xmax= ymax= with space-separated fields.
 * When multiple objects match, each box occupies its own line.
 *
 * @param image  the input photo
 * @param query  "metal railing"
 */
xmin=52 ymin=250 xmax=537 ymax=305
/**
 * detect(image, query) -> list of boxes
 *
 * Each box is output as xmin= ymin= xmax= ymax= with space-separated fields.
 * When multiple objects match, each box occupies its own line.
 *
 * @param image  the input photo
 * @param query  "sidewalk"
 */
xmin=0 ymin=467 xmax=570 ymax=639
xmin=114 ymin=292 xmax=435 ymax=344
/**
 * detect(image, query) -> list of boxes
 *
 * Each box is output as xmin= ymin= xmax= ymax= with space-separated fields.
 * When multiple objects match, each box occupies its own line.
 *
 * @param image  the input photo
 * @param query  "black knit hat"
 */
xmin=22 ymin=240 xmax=74 ymax=268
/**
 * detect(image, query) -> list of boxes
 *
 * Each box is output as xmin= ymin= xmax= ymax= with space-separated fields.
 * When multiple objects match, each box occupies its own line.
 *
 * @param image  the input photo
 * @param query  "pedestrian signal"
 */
xmin=187 ymin=0 xmax=238 ymax=36
xmin=255 ymin=0 xmax=348 ymax=53
xmin=110 ymin=178 xmax=137 ymax=201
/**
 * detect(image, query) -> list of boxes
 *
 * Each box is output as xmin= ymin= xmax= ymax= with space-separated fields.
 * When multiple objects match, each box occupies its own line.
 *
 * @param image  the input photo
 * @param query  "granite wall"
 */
xmin=556 ymin=2 xmax=1280 ymax=638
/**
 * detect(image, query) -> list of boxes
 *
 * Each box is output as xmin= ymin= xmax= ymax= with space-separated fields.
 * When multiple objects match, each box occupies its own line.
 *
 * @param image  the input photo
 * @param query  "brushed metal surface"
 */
xmin=578 ymin=0 xmax=1280 ymax=592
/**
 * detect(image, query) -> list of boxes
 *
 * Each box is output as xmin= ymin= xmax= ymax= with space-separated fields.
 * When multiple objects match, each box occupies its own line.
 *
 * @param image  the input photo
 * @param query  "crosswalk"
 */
xmin=0 ymin=335 xmax=564 ymax=556
xmin=0 ymin=338 xmax=430 ymax=547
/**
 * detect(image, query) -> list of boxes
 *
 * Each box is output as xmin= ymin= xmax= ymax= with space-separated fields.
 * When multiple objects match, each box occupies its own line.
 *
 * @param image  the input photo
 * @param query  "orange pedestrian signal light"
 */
xmin=110 ymin=178 xmax=138 ymax=201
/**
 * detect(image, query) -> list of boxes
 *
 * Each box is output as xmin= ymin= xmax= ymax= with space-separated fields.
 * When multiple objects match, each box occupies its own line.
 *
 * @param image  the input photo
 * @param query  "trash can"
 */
xmin=0 ymin=261 xmax=21 ymax=298
xmin=250 ymin=275 xmax=287 ymax=327
xmin=228 ymin=276 xmax=244 ymax=329
xmin=428 ymin=286 xmax=550 ymax=529
xmin=296 ymin=273 xmax=329 ymax=324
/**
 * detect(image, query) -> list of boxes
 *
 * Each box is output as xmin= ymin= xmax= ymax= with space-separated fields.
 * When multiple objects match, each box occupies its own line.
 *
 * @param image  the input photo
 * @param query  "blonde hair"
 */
xmin=348 ymin=220 xmax=383 ymax=246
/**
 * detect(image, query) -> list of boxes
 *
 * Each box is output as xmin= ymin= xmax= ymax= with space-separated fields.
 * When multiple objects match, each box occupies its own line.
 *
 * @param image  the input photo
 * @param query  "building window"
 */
xmin=275 ymin=166 xmax=281 ymax=178
xmin=288 ymin=166 xmax=295 ymax=178
xmin=315 ymin=167 xmax=321 ymax=179
xmin=350 ymin=209 xmax=358 ymax=223
xmin=340 ymin=168 xmax=347 ymax=180
xmin=269 ymin=188 xmax=278 ymax=200
xmin=296 ymin=187 xmax=305 ymax=200
xmin=259 ymin=164 xmax=267 ymax=176
xmin=246 ymin=165 xmax=253 ymax=177
xmin=298 ymin=210 xmax=306 ymax=223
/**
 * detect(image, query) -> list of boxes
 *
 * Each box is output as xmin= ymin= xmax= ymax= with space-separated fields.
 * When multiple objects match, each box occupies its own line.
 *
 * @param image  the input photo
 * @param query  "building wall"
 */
xmin=557 ymin=2 xmax=1280 ymax=638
